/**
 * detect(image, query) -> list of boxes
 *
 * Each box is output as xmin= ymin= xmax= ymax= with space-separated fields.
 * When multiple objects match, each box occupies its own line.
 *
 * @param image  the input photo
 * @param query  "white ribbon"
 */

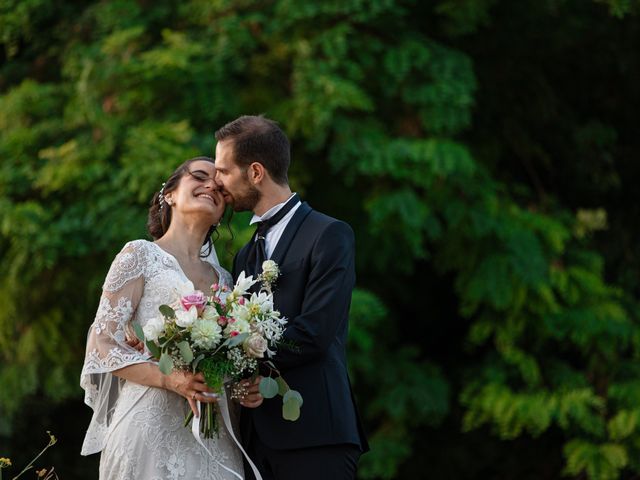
xmin=191 ymin=392 xmax=263 ymax=480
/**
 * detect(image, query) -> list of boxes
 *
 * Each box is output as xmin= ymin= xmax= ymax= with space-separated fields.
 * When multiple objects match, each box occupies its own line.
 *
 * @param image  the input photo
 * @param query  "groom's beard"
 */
xmin=230 ymin=183 xmax=261 ymax=212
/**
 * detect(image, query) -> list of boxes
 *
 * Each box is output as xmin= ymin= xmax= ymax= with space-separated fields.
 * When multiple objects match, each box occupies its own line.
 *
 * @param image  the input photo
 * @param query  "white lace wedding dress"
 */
xmin=80 ymin=239 xmax=244 ymax=479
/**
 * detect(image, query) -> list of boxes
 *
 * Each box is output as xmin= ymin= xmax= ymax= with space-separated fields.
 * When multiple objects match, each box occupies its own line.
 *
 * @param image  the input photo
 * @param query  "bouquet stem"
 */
xmin=184 ymin=403 xmax=218 ymax=439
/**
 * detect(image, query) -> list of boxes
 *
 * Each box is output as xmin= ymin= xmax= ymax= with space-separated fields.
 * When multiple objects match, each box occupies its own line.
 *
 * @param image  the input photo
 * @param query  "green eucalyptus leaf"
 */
xmin=158 ymin=352 xmax=174 ymax=375
xmin=283 ymin=389 xmax=303 ymax=407
xmin=275 ymin=376 xmax=288 ymax=396
xmin=146 ymin=341 xmax=161 ymax=359
xmin=192 ymin=353 xmax=205 ymax=371
xmin=283 ymin=397 xmax=301 ymax=421
xmin=177 ymin=340 xmax=194 ymax=363
xmin=259 ymin=376 xmax=279 ymax=399
xmin=133 ymin=323 xmax=145 ymax=342
xmin=224 ymin=332 xmax=249 ymax=348
xmin=159 ymin=304 xmax=176 ymax=319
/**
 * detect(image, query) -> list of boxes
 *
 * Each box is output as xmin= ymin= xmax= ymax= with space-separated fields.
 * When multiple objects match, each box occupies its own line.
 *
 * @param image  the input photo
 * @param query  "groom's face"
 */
xmin=214 ymin=140 xmax=261 ymax=212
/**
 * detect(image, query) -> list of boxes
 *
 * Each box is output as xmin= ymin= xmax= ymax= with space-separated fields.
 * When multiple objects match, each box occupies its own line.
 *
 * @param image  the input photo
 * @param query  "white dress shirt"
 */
xmin=249 ymin=193 xmax=302 ymax=259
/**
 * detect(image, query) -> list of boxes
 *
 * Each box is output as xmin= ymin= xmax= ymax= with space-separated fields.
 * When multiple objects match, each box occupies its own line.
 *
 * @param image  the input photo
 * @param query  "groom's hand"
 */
xmin=239 ymin=376 xmax=263 ymax=408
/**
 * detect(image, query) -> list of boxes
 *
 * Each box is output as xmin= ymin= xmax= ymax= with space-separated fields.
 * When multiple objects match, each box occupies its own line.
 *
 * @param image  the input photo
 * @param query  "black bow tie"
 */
xmin=245 ymin=194 xmax=300 ymax=279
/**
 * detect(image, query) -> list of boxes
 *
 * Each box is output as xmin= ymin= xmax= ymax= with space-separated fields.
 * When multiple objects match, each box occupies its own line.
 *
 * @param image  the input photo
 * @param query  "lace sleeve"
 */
xmin=80 ymin=241 xmax=151 ymax=455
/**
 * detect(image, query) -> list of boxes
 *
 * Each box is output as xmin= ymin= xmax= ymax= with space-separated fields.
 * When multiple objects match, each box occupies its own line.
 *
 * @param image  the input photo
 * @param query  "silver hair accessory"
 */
xmin=158 ymin=182 xmax=167 ymax=210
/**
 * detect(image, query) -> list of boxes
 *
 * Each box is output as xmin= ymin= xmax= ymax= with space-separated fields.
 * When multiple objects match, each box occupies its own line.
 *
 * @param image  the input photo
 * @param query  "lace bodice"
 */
xmin=80 ymin=240 xmax=241 ymax=479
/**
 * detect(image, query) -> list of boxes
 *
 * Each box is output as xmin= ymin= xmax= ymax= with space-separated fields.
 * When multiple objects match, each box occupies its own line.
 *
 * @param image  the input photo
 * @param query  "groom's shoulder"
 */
xmin=304 ymin=208 xmax=354 ymax=237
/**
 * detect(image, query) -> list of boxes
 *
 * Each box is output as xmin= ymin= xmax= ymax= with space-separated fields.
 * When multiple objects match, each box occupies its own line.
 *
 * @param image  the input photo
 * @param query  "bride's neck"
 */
xmin=157 ymin=219 xmax=209 ymax=261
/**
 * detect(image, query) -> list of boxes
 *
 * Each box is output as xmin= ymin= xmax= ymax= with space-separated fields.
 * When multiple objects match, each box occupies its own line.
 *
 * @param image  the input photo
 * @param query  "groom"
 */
xmin=214 ymin=115 xmax=368 ymax=479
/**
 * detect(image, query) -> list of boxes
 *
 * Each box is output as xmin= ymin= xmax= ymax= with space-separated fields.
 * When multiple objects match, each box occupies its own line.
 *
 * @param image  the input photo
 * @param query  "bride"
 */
xmin=80 ymin=156 xmax=262 ymax=479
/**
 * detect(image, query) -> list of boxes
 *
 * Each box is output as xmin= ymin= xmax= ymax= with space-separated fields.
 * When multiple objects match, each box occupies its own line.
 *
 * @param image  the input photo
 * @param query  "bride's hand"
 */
xmin=165 ymin=370 xmax=217 ymax=417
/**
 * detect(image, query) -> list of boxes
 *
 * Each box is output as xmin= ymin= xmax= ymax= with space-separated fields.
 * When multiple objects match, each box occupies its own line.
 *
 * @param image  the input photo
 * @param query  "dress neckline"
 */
xmin=146 ymin=240 xmax=222 ymax=289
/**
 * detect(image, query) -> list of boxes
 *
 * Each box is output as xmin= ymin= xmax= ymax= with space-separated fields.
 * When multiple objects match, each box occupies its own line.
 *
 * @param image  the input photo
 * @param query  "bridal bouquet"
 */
xmin=134 ymin=260 xmax=303 ymax=438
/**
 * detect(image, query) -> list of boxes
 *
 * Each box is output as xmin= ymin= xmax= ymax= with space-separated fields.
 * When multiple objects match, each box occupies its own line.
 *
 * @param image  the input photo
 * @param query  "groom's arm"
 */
xmin=273 ymin=220 xmax=355 ymax=371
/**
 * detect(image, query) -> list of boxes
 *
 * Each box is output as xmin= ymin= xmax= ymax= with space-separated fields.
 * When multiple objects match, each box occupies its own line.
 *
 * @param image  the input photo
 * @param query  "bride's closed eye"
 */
xmin=188 ymin=170 xmax=215 ymax=183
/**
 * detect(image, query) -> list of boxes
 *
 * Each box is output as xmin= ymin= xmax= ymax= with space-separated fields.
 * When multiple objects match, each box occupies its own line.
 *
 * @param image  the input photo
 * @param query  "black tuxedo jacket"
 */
xmin=233 ymin=202 xmax=368 ymax=452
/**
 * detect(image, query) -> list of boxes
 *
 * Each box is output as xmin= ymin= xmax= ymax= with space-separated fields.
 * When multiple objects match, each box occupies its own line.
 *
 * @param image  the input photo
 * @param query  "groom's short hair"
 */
xmin=215 ymin=115 xmax=290 ymax=185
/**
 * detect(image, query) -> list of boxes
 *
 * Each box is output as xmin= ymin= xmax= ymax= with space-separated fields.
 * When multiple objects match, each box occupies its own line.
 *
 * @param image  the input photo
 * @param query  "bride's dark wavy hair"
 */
xmin=147 ymin=156 xmax=225 ymax=258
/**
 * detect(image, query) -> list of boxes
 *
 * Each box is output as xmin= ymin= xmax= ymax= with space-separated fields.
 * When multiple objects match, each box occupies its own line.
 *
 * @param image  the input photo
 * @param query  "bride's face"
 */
xmin=164 ymin=160 xmax=225 ymax=225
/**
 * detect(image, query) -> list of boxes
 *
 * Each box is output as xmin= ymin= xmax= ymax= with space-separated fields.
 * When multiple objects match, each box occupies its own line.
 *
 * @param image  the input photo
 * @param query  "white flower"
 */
xmin=230 ymin=303 xmax=251 ymax=323
xmin=143 ymin=316 xmax=165 ymax=341
xmin=191 ymin=319 xmax=222 ymax=349
xmin=243 ymin=333 xmax=268 ymax=358
xmin=260 ymin=260 xmax=280 ymax=284
xmin=231 ymin=292 xmax=273 ymax=323
xmin=168 ymin=280 xmax=196 ymax=309
xmin=175 ymin=280 xmax=196 ymax=297
xmin=233 ymin=271 xmax=258 ymax=296
xmin=175 ymin=306 xmax=198 ymax=328
xmin=201 ymin=305 xmax=220 ymax=322
xmin=250 ymin=291 xmax=274 ymax=313
xmin=224 ymin=318 xmax=251 ymax=336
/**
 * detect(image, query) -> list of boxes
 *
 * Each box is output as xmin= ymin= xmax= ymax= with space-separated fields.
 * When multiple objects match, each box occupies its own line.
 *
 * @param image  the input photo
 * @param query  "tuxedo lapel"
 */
xmin=270 ymin=202 xmax=312 ymax=266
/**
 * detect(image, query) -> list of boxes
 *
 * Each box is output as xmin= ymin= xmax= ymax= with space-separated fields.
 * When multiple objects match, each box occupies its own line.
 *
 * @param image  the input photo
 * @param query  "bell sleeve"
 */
xmin=79 ymin=240 xmax=150 ymax=455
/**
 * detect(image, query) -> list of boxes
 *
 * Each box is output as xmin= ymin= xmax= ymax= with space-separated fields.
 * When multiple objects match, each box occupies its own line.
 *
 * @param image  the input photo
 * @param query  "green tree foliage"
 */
xmin=1 ymin=0 xmax=639 ymax=478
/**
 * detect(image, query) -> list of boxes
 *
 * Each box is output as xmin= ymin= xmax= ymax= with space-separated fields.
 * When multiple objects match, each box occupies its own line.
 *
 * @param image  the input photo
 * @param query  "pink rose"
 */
xmin=211 ymin=283 xmax=219 ymax=292
xmin=181 ymin=291 xmax=206 ymax=314
xmin=218 ymin=316 xmax=228 ymax=327
xmin=238 ymin=297 xmax=246 ymax=306
xmin=229 ymin=331 xmax=239 ymax=337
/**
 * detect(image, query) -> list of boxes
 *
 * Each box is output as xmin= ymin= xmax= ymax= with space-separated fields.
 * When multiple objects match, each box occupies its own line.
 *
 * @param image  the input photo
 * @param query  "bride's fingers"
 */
xmin=191 ymin=379 xmax=212 ymax=391
xmin=199 ymin=391 xmax=219 ymax=404
xmin=125 ymin=337 xmax=144 ymax=352
xmin=188 ymin=397 xmax=199 ymax=417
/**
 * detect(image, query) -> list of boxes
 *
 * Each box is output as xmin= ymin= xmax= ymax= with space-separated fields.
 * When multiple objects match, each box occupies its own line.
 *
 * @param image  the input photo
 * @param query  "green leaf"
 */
xmin=192 ymin=353 xmax=205 ymax=371
xmin=146 ymin=341 xmax=161 ymax=359
xmin=158 ymin=352 xmax=174 ymax=375
xmin=275 ymin=376 xmax=288 ymax=396
xmin=177 ymin=340 xmax=193 ymax=363
xmin=283 ymin=397 xmax=301 ymax=421
xmin=133 ymin=322 xmax=145 ymax=342
xmin=159 ymin=305 xmax=176 ymax=319
xmin=283 ymin=389 xmax=304 ymax=407
xmin=224 ymin=332 xmax=249 ymax=348
xmin=259 ymin=377 xmax=279 ymax=399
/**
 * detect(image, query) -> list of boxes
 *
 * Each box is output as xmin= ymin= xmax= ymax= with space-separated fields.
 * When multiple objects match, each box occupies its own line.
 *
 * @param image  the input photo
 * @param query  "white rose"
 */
xmin=201 ymin=305 xmax=220 ymax=322
xmin=175 ymin=280 xmax=196 ymax=297
xmin=261 ymin=260 xmax=279 ymax=277
xmin=175 ymin=306 xmax=198 ymax=328
xmin=142 ymin=316 xmax=165 ymax=341
xmin=243 ymin=333 xmax=268 ymax=358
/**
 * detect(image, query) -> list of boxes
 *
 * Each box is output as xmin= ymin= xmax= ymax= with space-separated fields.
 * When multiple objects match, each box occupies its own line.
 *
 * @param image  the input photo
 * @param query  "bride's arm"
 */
xmin=81 ymin=242 xmax=216 ymax=422
xmin=112 ymin=362 xmax=216 ymax=416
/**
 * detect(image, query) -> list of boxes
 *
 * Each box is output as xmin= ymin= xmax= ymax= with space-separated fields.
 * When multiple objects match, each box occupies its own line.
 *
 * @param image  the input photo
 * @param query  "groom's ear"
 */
xmin=247 ymin=162 xmax=266 ymax=185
